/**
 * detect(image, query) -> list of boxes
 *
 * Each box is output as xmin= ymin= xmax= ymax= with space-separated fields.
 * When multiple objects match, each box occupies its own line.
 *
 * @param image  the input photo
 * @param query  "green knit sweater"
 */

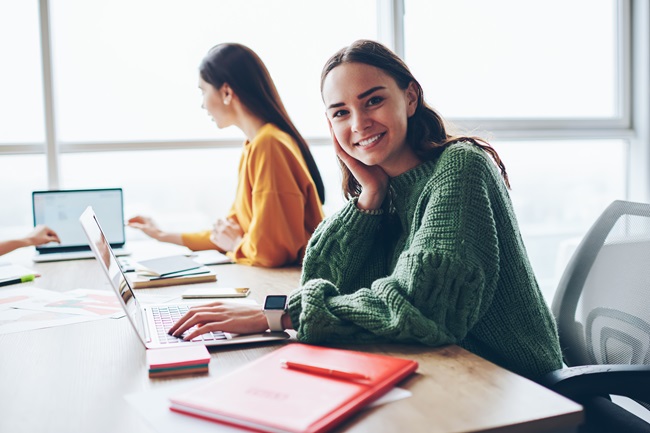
xmin=287 ymin=142 xmax=563 ymax=380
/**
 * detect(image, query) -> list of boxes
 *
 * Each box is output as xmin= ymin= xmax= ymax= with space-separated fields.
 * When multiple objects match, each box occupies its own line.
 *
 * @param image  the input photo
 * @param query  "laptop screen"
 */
xmin=32 ymin=188 xmax=126 ymax=253
xmin=79 ymin=206 xmax=146 ymax=345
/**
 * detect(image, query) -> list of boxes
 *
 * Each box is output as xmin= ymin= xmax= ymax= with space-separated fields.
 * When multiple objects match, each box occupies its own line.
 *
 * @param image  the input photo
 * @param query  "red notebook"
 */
xmin=169 ymin=343 xmax=418 ymax=433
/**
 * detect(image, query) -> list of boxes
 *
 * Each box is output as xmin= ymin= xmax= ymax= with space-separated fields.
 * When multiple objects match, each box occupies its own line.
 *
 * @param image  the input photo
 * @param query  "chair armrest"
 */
xmin=541 ymin=364 xmax=650 ymax=402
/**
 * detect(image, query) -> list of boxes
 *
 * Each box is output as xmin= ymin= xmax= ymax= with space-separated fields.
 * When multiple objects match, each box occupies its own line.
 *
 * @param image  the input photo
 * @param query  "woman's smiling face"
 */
xmin=322 ymin=62 xmax=420 ymax=177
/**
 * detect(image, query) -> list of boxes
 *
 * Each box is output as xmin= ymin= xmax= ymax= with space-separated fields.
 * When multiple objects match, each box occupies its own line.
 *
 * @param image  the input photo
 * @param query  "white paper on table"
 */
xmin=366 ymin=387 xmax=412 ymax=408
xmin=0 ymin=262 xmax=39 ymax=281
xmin=0 ymin=287 xmax=123 ymax=333
xmin=0 ymin=287 xmax=64 ymax=311
xmin=13 ymin=288 xmax=124 ymax=317
xmin=125 ymin=380 xmax=243 ymax=433
xmin=0 ymin=307 xmax=106 ymax=334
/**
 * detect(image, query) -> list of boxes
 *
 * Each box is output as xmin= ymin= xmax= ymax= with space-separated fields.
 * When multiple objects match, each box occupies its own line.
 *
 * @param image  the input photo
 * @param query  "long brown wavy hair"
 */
xmin=200 ymin=43 xmax=325 ymax=204
xmin=320 ymin=39 xmax=509 ymax=199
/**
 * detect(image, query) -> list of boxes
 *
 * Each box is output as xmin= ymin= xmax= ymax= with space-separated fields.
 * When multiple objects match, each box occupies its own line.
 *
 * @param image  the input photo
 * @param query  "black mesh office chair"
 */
xmin=541 ymin=200 xmax=650 ymax=433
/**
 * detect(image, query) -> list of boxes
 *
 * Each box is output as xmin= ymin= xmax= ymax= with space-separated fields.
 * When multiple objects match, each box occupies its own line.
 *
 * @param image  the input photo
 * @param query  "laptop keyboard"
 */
xmin=151 ymin=305 xmax=228 ymax=344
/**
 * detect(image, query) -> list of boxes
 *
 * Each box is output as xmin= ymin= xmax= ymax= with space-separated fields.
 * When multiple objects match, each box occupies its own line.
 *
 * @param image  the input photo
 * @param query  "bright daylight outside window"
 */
xmin=0 ymin=0 xmax=47 ymax=239
xmin=404 ymin=0 xmax=624 ymax=300
xmin=404 ymin=0 xmax=617 ymax=119
xmin=0 ymin=0 xmax=44 ymax=144
xmin=50 ymin=0 xmax=377 ymax=142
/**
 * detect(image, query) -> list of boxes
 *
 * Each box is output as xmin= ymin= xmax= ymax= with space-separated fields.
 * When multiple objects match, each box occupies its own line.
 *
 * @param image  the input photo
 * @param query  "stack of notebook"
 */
xmin=146 ymin=345 xmax=211 ymax=378
xmin=124 ymin=255 xmax=217 ymax=289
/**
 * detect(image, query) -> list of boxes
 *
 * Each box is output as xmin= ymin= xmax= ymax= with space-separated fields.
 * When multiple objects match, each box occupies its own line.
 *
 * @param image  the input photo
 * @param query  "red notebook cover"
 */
xmin=169 ymin=343 xmax=418 ymax=433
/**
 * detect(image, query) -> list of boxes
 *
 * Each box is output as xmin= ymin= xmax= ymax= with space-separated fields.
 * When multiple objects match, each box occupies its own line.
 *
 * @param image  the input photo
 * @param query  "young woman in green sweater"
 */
xmin=169 ymin=39 xmax=563 ymax=380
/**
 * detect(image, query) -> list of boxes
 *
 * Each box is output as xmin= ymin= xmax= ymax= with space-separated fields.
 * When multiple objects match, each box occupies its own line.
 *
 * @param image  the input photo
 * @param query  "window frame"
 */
xmin=0 ymin=0 xmax=646 ymax=203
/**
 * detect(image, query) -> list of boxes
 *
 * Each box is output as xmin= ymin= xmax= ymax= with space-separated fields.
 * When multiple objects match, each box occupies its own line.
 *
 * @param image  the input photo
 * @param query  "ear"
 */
xmin=405 ymin=81 xmax=418 ymax=117
xmin=221 ymin=83 xmax=233 ymax=105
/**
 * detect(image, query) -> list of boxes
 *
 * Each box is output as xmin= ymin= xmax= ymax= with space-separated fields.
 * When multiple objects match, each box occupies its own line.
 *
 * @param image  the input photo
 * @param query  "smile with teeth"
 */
xmin=356 ymin=132 xmax=385 ymax=147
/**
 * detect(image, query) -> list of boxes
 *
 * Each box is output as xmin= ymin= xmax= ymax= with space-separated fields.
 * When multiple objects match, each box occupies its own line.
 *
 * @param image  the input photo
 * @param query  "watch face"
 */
xmin=264 ymin=295 xmax=287 ymax=310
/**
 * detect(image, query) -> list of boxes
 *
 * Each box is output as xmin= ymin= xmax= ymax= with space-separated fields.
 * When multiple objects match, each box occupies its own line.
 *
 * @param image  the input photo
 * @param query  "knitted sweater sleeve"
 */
xmin=288 ymin=148 xmax=501 ymax=346
xmin=299 ymin=198 xmax=391 ymax=292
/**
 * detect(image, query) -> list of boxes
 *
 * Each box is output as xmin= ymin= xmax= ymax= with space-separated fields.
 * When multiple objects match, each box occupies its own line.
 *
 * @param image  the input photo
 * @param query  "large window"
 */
xmin=0 ymin=155 xmax=48 ymax=240
xmin=0 ymin=0 xmax=644 ymax=303
xmin=404 ymin=0 xmax=619 ymax=119
xmin=0 ymin=0 xmax=45 ymax=144
xmin=49 ymin=0 xmax=377 ymax=142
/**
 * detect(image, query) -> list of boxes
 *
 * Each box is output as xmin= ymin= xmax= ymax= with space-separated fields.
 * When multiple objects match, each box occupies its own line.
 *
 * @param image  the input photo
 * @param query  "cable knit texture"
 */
xmin=288 ymin=142 xmax=562 ymax=380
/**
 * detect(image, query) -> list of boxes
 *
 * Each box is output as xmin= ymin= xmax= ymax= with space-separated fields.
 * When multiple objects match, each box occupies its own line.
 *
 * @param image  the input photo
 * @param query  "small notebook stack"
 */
xmin=146 ymin=345 xmax=211 ymax=378
xmin=126 ymin=255 xmax=217 ymax=289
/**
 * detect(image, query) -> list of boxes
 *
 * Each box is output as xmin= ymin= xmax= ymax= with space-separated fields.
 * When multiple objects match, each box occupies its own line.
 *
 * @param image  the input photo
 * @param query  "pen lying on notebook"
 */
xmin=280 ymin=359 xmax=370 ymax=381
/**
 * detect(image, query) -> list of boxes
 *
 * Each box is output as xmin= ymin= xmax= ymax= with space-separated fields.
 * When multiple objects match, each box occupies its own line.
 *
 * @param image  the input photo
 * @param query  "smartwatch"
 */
xmin=263 ymin=295 xmax=288 ymax=332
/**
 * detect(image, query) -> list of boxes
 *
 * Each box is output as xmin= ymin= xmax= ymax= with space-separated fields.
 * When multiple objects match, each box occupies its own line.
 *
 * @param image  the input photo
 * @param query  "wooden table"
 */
xmin=0 ymin=241 xmax=583 ymax=433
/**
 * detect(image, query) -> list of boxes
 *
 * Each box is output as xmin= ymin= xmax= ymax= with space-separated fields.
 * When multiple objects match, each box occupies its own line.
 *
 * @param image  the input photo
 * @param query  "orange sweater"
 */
xmin=181 ymin=123 xmax=324 ymax=267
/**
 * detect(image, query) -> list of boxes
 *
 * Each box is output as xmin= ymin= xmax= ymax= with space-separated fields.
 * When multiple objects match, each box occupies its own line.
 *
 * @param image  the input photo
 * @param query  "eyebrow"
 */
xmin=327 ymin=86 xmax=386 ymax=110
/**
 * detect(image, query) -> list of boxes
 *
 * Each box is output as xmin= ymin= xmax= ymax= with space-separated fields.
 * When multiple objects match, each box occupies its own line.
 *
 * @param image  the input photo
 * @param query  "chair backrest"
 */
xmin=552 ymin=200 xmax=650 ymax=368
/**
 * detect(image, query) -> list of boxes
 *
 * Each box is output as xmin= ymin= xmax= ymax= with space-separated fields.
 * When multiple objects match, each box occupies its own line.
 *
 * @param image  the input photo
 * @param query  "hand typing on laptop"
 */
xmin=0 ymin=225 xmax=60 ymax=256
xmin=168 ymin=301 xmax=289 ymax=341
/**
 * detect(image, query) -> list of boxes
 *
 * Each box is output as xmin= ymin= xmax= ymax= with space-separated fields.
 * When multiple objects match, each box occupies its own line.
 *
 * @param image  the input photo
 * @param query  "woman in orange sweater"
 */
xmin=128 ymin=43 xmax=325 ymax=267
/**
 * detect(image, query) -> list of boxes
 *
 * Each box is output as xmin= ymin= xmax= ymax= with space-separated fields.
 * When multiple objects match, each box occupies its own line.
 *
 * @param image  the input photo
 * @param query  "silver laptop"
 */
xmin=79 ymin=206 xmax=290 ymax=349
xmin=32 ymin=188 xmax=130 ymax=262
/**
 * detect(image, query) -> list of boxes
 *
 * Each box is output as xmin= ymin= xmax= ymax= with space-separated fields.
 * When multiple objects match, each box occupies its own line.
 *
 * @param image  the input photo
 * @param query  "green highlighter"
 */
xmin=0 ymin=274 xmax=36 ymax=287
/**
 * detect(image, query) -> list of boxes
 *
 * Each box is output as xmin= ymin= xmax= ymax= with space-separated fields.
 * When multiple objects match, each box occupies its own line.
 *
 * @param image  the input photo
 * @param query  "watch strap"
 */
xmin=264 ymin=310 xmax=285 ymax=332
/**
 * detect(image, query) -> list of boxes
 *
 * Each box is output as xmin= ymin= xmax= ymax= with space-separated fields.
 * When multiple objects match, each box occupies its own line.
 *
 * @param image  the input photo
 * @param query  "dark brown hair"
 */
xmin=201 ymin=43 xmax=325 ymax=204
xmin=320 ymin=39 xmax=509 ymax=199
